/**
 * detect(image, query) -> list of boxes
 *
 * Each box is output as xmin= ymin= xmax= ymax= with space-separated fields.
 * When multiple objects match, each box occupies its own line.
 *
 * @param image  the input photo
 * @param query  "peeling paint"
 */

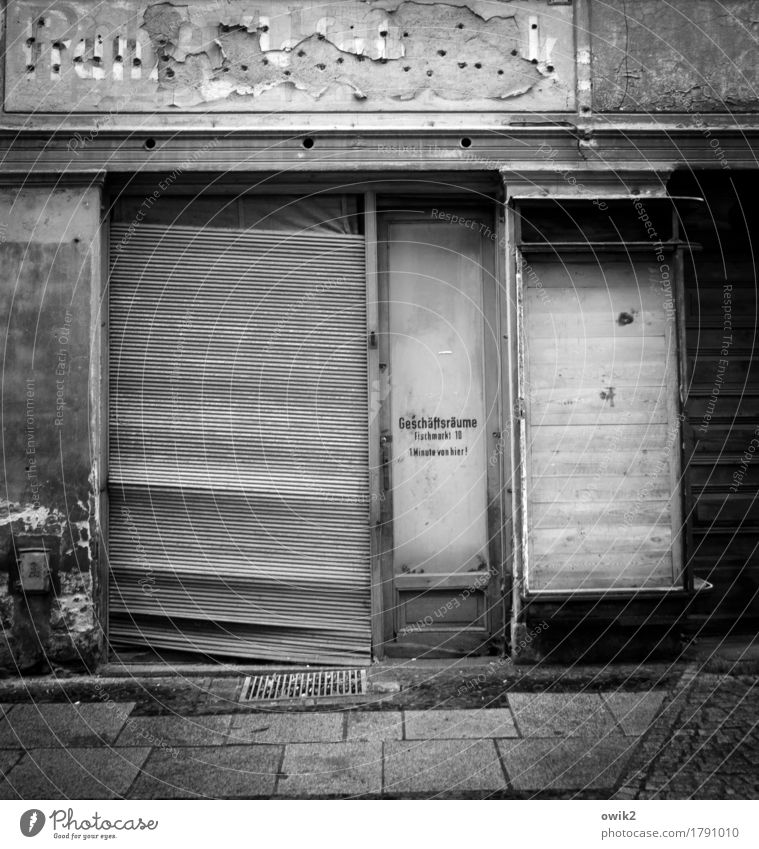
xmin=150 ymin=2 xmax=544 ymax=105
xmin=0 ymin=503 xmax=61 ymax=531
xmin=0 ymin=185 xmax=101 ymax=672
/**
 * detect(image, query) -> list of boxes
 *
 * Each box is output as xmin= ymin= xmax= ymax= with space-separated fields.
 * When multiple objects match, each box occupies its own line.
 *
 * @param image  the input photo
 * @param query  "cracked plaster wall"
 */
xmin=592 ymin=0 xmax=759 ymax=112
xmin=0 ymin=186 xmax=103 ymax=671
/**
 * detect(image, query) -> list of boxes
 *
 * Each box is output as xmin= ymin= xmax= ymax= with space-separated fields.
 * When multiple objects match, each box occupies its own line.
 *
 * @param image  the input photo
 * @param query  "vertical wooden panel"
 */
xmin=523 ymin=258 xmax=681 ymax=592
xmin=378 ymin=209 xmax=501 ymax=655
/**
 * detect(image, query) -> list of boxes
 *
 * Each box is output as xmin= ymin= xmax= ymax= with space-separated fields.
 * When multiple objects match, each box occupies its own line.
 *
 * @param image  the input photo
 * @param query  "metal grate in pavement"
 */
xmin=239 ymin=669 xmax=368 ymax=703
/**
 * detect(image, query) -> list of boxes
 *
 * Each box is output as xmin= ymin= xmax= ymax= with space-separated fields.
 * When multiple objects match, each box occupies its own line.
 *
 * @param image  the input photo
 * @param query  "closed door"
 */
xmin=377 ymin=209 xmax=504 ymax=656
xmin=521 ymin=257 xmax=683 ymax=593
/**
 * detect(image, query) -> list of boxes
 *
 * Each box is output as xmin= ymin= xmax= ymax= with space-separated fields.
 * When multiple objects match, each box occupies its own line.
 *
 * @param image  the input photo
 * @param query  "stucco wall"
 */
xmin=0 ymin=184 xmax=102 ymax=671
xmin=592 ymin=0 xmax=759 ymax=112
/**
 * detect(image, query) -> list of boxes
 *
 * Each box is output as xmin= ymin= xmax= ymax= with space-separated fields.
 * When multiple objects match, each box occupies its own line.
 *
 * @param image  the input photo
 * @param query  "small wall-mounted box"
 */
xmin=15 ymin=547 xmax=51 ymax=594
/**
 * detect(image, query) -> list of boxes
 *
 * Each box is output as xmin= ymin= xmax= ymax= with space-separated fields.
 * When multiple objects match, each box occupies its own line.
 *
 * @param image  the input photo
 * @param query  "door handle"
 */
xmin=380 ymin=431 xmax=392 ymax=492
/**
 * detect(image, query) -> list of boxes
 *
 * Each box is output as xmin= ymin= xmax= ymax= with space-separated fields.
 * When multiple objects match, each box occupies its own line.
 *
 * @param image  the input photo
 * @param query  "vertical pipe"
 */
xmin=501 ymin=177 xmax=527 ymax=658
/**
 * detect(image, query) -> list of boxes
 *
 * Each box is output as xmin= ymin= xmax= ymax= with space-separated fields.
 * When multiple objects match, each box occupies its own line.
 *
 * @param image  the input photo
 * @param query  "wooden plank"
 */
xmin=532 ymin=525 xmax=672 ymax=556
xmin=685 ymin=395 xmax=759 ymax=420
xmin=690 ymin=533 xmax=759 ymax=561
xmin=531 ymin=500 xmax=672 ymax=529
xmin=689 ymin=356 xmax=759 ymax=387
xmin=526 ymin=261 xmax=662 ymax=290
xmin=528 ymin=410 xmax=668 ymax=427
xmin=526 ymin=310 xmax=667 ymax=339
xmin=687 ymin=286 xmax=759 ymax=316
xmin=528 ymin=355 xmax=666 ymax=389
xmin=528 ymin=384 xmax=669 ymax=423
xmin=530 ymin=552 xmax=675 ymax=591
xmin=526 ymin=423 xmax=669 ymax=451
xmin=394 ymin=572 xmax=491 ymax=591
xmin=690 ymin=425 xmax=759 ymax=454
xmin=686 ymin=328 xmax=758 ymax=351
xmin=530 ymin=448 xmax=669 ymax=477
xmin=694 ymin=492 xmax=759 ymax=524
xmin=530 ymin=474 xmax=671 ymax=503
xmin=525 ymin=282 xmax=669 ymax=310
xmin=683 ymin=260 xmax=758 ymax=286
xmin=689 ymin=466 xmax=759 ymax=487
xmin=528 ymin=334 xmax=666 ymax=365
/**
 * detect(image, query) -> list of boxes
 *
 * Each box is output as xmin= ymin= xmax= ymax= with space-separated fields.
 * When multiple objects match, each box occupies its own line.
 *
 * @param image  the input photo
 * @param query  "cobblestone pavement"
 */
xmin=0 ymin=660 xmax=756 ymax=799
xmin=616 ymin=671 xmax=759 ymax=800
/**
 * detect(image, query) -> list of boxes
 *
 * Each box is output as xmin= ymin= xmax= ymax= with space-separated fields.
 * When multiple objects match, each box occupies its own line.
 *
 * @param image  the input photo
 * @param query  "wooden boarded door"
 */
xmin=521 ymin=256 xmax=683 ymax=593
xmin=378 ymin=210 xmax=503 ymax=656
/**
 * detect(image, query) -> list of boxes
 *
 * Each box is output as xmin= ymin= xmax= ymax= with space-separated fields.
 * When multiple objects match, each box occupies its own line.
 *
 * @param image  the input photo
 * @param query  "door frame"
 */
xmin=103 ymin=177 xmax=506 ymax=664
xmin=369 ymin=199 xmax=508 ymax=658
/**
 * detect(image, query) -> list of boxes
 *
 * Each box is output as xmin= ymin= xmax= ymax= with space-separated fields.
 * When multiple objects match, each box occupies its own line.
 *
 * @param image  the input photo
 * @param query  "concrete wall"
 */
xmin=592 ymin=0 xmax=759 ymax=112
xmin=0 ymin=184 xmax=103 ymax=671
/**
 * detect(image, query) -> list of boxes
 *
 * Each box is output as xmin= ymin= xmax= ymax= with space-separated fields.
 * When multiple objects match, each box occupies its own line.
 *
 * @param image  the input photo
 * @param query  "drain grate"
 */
xmin=239 ymin=669 xmax=368 ymax=703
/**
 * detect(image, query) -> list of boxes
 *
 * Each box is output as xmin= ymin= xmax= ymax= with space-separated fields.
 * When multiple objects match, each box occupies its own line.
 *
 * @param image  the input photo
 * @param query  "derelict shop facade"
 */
xmin=1 ymin=0 xmax=758 ymax=670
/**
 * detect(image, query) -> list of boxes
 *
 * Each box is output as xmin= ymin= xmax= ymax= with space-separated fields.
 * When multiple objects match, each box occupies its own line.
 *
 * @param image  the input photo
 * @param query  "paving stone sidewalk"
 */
xmin=0 ymin=691 xmax=665 ymax=799
xmin=1 ymin=660 xmax=756 ymax=800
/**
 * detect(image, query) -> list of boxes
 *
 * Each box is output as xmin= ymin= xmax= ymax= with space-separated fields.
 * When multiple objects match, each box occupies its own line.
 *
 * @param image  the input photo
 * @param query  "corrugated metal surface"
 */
xmin=108 ymin=223 xmax=371 ymax=664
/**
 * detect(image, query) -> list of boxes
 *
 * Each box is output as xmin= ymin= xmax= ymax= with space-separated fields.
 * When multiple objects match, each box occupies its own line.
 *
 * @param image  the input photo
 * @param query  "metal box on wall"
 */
xmin=14 ymin=546 xmax=51 ymax=594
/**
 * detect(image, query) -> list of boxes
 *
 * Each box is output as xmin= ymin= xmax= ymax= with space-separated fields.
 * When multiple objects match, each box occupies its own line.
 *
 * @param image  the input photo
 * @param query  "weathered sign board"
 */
xmin=5 ymin=0 xmax=575 ymax=112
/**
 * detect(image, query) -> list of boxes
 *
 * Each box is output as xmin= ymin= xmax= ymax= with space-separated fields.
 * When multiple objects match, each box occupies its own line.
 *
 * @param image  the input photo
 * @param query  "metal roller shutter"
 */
xmin=108 ymin=222 xmax=370 ymax=665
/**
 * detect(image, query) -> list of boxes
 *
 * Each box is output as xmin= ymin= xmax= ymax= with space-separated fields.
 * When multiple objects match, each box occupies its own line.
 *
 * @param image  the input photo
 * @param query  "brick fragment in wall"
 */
xmin=0 ymin=587 xmax=13 ymax=632
xmin=0 ymin=598 xmax=16 ymax=667
xmin=52 ymin=572 xmax=95 ymax=641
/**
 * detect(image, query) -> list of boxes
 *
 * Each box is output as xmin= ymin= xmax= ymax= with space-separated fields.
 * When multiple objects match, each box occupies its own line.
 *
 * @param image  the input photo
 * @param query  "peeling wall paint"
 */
xmin=0 ymin=186 xmax=102 ymax=671
xmin=592 ymin=0 xmax=759 ymax=112
xmin=0 ymin=503 xmax=58 ymax=529
xmin=4 ymin=0 xmax=575 ymax=112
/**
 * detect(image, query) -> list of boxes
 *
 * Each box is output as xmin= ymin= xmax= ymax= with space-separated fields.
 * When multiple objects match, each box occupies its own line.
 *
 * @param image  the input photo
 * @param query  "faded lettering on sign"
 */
xmin=5 ymin=0 xmax=575 ymax=112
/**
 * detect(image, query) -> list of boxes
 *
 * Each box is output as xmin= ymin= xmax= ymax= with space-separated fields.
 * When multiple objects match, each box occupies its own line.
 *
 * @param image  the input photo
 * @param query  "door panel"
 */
xmin=521 ymin=258 xmax=683 ymax=593
xmin=379 ymin=211 xmax=503 ymax=655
